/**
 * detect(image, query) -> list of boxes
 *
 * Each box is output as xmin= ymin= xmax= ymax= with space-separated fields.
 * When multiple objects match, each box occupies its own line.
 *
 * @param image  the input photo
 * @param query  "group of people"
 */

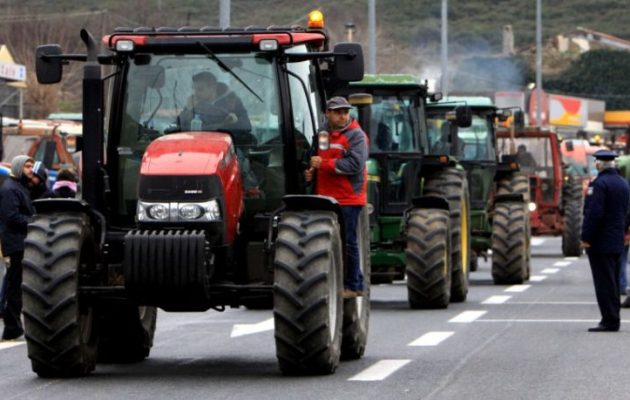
xmin=0 ymin=156 xmax=78 ymax=340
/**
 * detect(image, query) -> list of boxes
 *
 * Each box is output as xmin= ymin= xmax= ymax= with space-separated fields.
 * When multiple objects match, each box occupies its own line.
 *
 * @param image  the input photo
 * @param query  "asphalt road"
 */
xmin=2 ymin=236 xmax=629 ymax=399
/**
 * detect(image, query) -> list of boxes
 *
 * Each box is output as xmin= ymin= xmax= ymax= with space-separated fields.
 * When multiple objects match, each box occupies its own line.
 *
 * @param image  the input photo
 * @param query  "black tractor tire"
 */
xmin=97 ymin=304 xmax=157 ymax=363
xmin=405 ymin=208 xmax=451 ymax=309
xmin=341 ymin=207 xmax=370 ymax=360
xmin=424 ymin=168 xmax=471 ymax=303
xmin=562 ymin=178 xmax=584 ymax=257
xmin=491 ymin=202 xmax=529 ymax=284
xmin=273 ymin=211 xmax=343 ymax=375
xmin=497 ymin=172 xmax=530 ymax=203
xmin=22 ymin=213 xmax=99 ymax=377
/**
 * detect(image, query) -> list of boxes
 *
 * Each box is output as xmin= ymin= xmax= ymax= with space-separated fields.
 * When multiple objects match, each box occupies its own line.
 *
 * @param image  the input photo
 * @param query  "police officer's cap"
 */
xmin=592 ymin=149 xmax=618 ymax=161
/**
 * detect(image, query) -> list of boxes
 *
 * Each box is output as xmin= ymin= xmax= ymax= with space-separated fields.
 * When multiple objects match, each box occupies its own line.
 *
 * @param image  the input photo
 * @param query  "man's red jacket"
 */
xmin=315 ymin=118 xmax=368 ymax=206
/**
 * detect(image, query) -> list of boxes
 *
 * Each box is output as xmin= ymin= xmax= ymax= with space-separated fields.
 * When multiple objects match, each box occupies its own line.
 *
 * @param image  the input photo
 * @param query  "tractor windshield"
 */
xmin=497 ymin=136 xmax=554 ymax=175
xmin=427 ymin=113 xmax=495 ymax=161
xmin=114 ymin=53 xmax=282 ymax=218
xmin=362 ymin=95 xmax=422 ymax=153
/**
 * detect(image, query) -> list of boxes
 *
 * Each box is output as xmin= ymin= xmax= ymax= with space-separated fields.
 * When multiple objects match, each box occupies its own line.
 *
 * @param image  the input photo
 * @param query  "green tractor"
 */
xmin=426 ymin=97 xmax=531 ymax=284
xmin=336 ymin=74 xmax=472 ymax=308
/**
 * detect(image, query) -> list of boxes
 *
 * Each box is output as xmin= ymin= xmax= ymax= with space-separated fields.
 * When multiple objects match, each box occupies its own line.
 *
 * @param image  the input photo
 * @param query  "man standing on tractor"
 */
xmin=581 ymin=149 xmax=630 ymax=332
xmin=306 ymin=96 xmax=369 ymax=299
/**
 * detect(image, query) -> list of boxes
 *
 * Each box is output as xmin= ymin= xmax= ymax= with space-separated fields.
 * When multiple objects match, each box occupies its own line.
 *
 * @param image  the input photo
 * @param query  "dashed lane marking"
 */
xmin=408 ymin=331 xmax=454 ymax=346
xmin=564 ymin=257 xmax=579 ymax=261
xmin=0 ymin=341 xmax=25 ymax=351
xmin=554 ymin=261 xmax=571 ymax=267
xmin=531 ymin=238 xmax=546 ymax=246
xmin=230 ymin=318 xmax=274 ymax=338
xmin=348 ymin=360 xmax=412 ymax=381
xmin=529 ymin=275 xmax=548 ymax=282
xmin=477 ymin=318 xmax=629 ymax=323
xmin=504 ymin=284 xmax=531 ymax=293
xmin=541 ymin=268 xmax=560 ymax=274
xmin=503 ymin=301 xmax=596 ymax=305
xmin=482 ymin=295 xmax=511 ymax=304
xmin=449 ymin=311 xmax=487 ymax=323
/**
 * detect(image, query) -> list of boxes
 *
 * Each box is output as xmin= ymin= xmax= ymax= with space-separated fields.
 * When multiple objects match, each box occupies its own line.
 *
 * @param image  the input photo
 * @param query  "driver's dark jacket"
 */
xmin=178 ymin=90 xmax=251 ymax=134
xmin=0 ymin=177 xmax=34 ymax=256
xmin=581 ymin=167 xmax=630 ymax=254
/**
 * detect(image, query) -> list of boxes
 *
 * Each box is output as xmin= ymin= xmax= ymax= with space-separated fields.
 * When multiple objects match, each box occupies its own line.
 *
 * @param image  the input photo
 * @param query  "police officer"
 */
xmin=581 ymin=149 xmax=630 ymax=332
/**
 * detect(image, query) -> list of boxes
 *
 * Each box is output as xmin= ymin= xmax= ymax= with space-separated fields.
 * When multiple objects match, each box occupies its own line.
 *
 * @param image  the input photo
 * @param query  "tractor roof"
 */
xmin=429 ymin=96 xmax=495 ymax=109
xmin=351 ymin=73 xmax=426 ymax=88
xmin=103 ymin=26 xmax=327 ymax=52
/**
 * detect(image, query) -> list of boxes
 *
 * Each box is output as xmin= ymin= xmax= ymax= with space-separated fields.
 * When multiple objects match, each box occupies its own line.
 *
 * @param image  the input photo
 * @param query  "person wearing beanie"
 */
xmin=0 ymin=155 xmax=34 ymax=340
xmin=52 ymin=169 xmax=78 ymax=198
xmin=30 ymin=161 xmax=55 ymax=200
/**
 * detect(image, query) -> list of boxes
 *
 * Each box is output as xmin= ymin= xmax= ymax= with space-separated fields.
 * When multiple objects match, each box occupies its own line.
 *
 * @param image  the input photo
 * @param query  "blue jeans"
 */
xmin=342 ymin=206 xmax=364 ymax=291
xmin=620 ymin=245 xmax=629 ymax=290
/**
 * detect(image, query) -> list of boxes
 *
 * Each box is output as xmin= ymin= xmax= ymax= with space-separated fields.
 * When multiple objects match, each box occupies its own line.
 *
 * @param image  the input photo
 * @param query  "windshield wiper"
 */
xmin=197 ymin=41 xmax=263 ymax=103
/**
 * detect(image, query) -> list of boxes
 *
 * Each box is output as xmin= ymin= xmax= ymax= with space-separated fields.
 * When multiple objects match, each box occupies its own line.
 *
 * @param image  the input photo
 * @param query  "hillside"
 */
xmin=2 ymin=0 xmax=630 ymax=114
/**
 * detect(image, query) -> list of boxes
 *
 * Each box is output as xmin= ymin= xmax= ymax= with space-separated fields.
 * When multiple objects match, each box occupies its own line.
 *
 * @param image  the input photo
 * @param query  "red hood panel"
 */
xmin=141 ymin=132 xmax=232 ymax=175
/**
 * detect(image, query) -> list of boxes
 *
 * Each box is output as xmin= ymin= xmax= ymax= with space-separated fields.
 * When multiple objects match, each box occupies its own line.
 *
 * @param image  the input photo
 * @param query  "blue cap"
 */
xmin=592 ymin=149 xmax=618 ymax=160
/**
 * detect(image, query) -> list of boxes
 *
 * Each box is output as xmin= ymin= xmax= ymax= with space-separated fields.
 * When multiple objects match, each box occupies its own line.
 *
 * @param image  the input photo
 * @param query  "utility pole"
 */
xmin=536 ymin=0 xmax=543 ymax=126
xmin=220 ymin=0 xmax=231 ymax=29
xmin=441 ymin=0 xmax=448 ymax=96
xmin=368 ymin=0 xmax=376 ymax=74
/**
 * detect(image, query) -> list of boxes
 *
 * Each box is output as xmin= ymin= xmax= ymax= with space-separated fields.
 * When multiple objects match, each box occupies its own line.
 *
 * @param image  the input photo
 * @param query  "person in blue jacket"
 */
xmin=0 ymin=155 xmax=35 ymax=340
xmin=581 ymin=149 xmax=630 ymax=332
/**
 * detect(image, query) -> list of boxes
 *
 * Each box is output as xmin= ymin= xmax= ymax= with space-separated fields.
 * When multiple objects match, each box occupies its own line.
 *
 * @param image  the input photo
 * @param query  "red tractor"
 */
xmin=28 ymin=14 xmax=369 ymax=377
xmin=497 ymin=128 xmax=584 ymax=256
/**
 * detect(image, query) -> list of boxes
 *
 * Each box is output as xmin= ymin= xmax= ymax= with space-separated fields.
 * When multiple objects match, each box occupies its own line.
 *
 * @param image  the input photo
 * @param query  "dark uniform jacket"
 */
xmin=581 ymin=168 xmax=630 ymax=254
xmin=0 ymin=177 xmax=34 ymax=256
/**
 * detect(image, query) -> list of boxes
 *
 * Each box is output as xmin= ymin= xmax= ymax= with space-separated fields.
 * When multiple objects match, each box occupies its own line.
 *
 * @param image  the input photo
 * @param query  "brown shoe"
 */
xmin=342 ymin=289 xmax=358 ymax=299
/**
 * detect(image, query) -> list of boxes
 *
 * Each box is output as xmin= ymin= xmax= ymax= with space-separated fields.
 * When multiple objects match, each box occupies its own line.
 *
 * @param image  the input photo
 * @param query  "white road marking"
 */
xmin=478 ymin=318 xmax=630 ymax=323
xmin=408 ymin=331 xmax=454 ymax=346
xmin=482 ymin=295 xmax=511 ymax=304
xmin=508 ymin=301 xmax=596 ymax=305
xmin=348 ymin=359 xmax=412 ymax=381
xmin=230 ymin=318 xmax=274 ymax=338
xmin=541 ymin=268 xmax=560 ymax=274
xmin=529 ymin=275 xmax=548 ymax=282
xmin=564 ymin=257 xmax=579 ymax=261
xmin=554 ymin=261 xmax=571 ymax=267
xmin=449 ymin=311 xmax=487 ymax=323
xmin=531 ymin=238 xmax=546 ymax=246
xmin=0 ymin=341 xmax=25 ymax=351
xmin=504 ymin=284 xmax=531 ymax=293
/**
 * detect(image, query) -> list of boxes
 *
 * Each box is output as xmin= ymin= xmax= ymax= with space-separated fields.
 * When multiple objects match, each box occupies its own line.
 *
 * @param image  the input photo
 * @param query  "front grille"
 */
xmin=139 ymin=175 xmax=222 ymax=201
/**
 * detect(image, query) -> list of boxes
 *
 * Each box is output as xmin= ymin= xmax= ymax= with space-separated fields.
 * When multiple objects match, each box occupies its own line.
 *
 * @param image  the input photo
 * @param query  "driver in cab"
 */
xmin=178 ymin=71 xmax=252 ymax=137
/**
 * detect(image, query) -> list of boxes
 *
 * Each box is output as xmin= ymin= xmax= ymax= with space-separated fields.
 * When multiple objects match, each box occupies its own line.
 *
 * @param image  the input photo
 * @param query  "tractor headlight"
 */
xmin=528 ymin=202 xmax=537 ymax=212
xmin=137 ymin=200 xmax=221 ymax=222
xmin=148 ymin=203 xmax=169 ymax=220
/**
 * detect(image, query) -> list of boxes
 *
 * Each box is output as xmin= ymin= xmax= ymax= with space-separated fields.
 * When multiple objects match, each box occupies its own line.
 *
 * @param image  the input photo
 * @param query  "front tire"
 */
xmin=273 ymin=211 xmax=343 ymax=375
xmin=22 ymin=213 xmax=99 ymax=377
xmin=562 ymin=178 xmax=584 ymax=257
xmin=406 ymin=208 xmax=451 ymax=309
xmin=491 ymin=202 xmax=528 ymax=284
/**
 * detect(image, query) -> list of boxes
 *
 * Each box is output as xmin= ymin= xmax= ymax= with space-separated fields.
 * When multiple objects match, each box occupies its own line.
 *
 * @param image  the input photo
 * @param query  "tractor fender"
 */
xmin=410 ymin=195 xmax=450 ymax=211
xmin=274 ymin=194 xmax=346 ymax=250
xmin=32 ymin=198 xmax=106 ymax=247
xmin=494 ymin=193 xmax=524 ymax=204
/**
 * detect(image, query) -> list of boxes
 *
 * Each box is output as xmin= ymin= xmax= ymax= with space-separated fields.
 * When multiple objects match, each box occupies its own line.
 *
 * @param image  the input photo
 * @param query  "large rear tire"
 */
xmin=406 ymin=208 xmax=451 ymax=309
xmin=497 ymin=173 xmax=530 ymax=202
xmin=22 ymin=213 xmax=99 ymax=377
xmin=425 ymin=168 xmax=471 ymax=302
xmin=562 ymin=178 xmax=584 ymax=257
xmin=97 ymin=304 xmax=157 ymax=363
xmin=273 ymin=211 xmax=343 ymax=375
xmin=492 ymin=202 xmax=528 ymax=284
xmin=341 ymin=207 xmax=370 ymax=360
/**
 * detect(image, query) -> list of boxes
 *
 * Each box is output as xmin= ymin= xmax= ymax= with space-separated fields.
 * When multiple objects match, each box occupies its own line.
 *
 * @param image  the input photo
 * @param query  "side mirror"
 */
xmin=429 ymin=92 xmax=443 ymax=102
xmin=36 ymin=44 xmax=63 ymax=84
xmin=453 ymin=106 xmax=472 ymax=128
xmin=333 ymin=43 xmax=364 ymax=82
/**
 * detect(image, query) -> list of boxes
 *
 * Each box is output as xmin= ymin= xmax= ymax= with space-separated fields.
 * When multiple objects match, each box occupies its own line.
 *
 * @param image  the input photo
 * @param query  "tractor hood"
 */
xmin=140 ymin=132 xmax=233 ymax=176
